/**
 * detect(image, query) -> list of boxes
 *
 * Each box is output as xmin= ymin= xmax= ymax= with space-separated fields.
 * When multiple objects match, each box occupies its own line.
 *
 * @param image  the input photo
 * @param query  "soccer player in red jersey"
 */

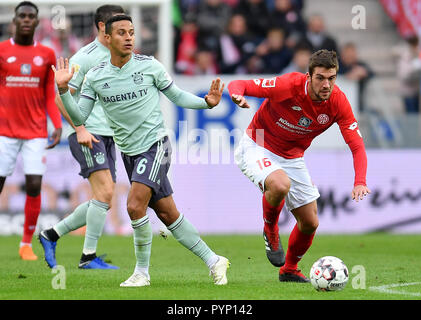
xmin=0 ymin=1 xmax=62 ymax=260
xmin=228 ymin=50 xmax=370 ymax=282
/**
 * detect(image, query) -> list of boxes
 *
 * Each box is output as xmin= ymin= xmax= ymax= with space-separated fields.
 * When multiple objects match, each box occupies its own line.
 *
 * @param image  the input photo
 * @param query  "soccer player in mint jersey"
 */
xmin=229 ymin=50 xmax=370 ymax=282
xmin=39 ymin=5 xmax=125 ymax=270
xmin=53 ymin=15 xmax=230 ymax=286
xmin=0 ymin=1 xmax=62 ymax=261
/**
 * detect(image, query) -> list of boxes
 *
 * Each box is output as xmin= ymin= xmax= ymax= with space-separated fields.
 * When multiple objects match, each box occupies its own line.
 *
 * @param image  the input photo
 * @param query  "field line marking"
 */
xmin=369 ymin=282 xmax=421 ymax=297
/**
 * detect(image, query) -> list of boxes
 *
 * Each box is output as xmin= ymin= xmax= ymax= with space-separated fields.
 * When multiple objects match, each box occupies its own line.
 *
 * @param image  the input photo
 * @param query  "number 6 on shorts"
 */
xmin=136 ymin=158 xmax=148 ymax=175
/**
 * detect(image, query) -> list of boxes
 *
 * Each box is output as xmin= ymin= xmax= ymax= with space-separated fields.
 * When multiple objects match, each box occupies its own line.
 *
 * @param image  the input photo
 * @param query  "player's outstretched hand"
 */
xmin=231 ymin=94 xmax=251 ymax=109
xmin=46 ymin=128 xmax=62 ymax=149
xmin=52 ymin=57 xmax=74 ymax=94
xmin=351 ymin=185 xmax=371 ymax=202
xmin=204 ymin=78 xmax=225 ymax=108
xmin=76 ymin=125 xmax=100 ymax=149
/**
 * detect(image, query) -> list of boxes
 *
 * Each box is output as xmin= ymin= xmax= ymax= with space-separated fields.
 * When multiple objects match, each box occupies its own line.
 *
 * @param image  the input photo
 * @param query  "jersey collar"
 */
xmin=109 ymin=53 xmax=134 ymax=72
xmin=10 ymin=37 xmax=37 ymax=47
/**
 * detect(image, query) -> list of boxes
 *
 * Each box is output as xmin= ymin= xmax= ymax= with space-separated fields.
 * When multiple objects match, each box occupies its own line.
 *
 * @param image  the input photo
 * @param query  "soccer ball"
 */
xmin=309 ymin=256 xmax=349 ymax=291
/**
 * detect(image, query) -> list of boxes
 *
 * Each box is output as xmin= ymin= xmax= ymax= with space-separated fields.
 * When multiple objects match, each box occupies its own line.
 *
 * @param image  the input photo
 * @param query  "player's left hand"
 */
xmin=351 ymin=185 xmax=371 ymax=202
xmin=204 ymin=78 xmax=225 ymax=108
xmin=46 ymin=128 xmax=62 ymax=149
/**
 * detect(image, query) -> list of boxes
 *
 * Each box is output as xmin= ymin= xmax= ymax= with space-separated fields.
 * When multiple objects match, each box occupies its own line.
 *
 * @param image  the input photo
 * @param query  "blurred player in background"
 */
xmin=229 ymin=49 xmax=370 ymax=282
xmin=0 ymin=1 xmax=62 ymax=261
xmin=39 ymin=5 xmax=125 ymax=270
xmin=53 ymin=15 xmax=230 ymax=287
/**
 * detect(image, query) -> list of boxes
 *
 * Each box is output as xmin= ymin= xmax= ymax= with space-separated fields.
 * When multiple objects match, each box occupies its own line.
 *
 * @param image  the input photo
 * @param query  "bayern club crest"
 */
xmin=131 ymin=72 xmax=144 ymax=85
xmin=317 ymin=114 xmax=329 ymax=125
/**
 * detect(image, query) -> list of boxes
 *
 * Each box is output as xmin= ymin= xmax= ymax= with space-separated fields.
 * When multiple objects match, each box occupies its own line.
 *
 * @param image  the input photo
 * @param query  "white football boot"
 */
xmin=209 ymin=256 xmax=230 ymax=285
xmin=120 ymin=272 xmax=150 ymax=287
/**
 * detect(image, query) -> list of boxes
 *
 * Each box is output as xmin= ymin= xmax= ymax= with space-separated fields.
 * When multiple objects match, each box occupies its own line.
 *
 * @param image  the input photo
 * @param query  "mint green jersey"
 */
xmin=61 ymin=53 xmax=210 ymax=156
xmin=68 ymin=38 xmax=113 ymax=136
xmin=81 ymin=54 xmax=173 ymax=155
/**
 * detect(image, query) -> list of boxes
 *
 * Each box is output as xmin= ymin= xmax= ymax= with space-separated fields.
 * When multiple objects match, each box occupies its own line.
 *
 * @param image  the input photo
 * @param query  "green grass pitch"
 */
xmin=1 ymin=233 xmax=421 ymax=300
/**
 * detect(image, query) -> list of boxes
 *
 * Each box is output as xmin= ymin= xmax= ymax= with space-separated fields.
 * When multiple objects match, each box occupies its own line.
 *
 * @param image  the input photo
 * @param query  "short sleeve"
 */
xmin=69 ymin=54 xmax=86 ymax=90
xmin=152 ymin=58 xmax=173 ymax=91
xmin=79 ymin=75 xmax=97 ymax=101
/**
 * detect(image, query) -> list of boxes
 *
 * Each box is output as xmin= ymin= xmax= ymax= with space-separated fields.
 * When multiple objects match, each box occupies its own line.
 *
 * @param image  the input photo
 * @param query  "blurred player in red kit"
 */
xmin=0 ymin=1 xmax=62 ymax=260
xmin=229 ymin=49 xmax=370 ymax=282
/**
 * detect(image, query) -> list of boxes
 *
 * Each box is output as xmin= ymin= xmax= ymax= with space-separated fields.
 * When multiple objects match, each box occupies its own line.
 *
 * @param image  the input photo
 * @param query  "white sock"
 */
xmin=135 ymin=265 xmax=150 ymax=279
xmin=206 ymin=254 xmax=220 ymax=269
xmin=20 ymin=242 xmax=31 ymax=247
xmin=82 ymin=249 xmax=96 ymax=255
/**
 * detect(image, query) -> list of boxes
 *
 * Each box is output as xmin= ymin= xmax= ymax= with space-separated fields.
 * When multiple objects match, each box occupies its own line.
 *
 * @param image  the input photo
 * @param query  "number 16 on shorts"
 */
xmin=257 ymin=158 xmax=272 ymax=170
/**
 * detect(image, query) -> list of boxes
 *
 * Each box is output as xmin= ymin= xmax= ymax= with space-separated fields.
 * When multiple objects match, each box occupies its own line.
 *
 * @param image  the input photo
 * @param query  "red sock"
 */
xmin=283 ymin=224 xmax=315 ymax=271
xmin=262 ymin=193 xmax=284 ymax=232
xmin=22 ymin=195 xmax=41 ymax=244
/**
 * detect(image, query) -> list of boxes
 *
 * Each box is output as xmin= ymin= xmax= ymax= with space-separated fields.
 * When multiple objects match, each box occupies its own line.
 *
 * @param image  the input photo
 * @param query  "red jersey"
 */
xmin=0 ymin=38 xmax=61 ymax=139
xmin=228 ymin=72 xmax=367 ymax=186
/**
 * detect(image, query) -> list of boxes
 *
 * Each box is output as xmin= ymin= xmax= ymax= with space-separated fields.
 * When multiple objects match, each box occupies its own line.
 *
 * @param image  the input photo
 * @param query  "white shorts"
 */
xmin=0 ymin=136 xmax=48 ymax=176
xmin=234 ymin=133 xmax=320 ymax=211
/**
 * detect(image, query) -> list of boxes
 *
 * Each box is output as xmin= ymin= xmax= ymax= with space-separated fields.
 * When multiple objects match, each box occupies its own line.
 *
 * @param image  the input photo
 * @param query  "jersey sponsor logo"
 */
xmin=131 ymin=72 xmax=144 ymax=85
xmin=7 ymin=56 xmax=16 ymax=63
xmin=33 ymin=56 xmax=44 ymax=66
xmin=298 ymin=116 xmax=312 ymax=128
xmin=276 ymin=117 xmax=312 ymax=134
xmin=20 ymin=64 xmax=31 ymax=75
xmin=262 ymin=78 xmax=276 ymax=88
xmin=102 ymin=89 xmax=148 ymax=103
xmin=292 ymin=105 xmax=302 ymax=111
xmin=253 ymin=79 xmax=261 ymax=86
xmin=317 ymin=114 xmax=329 ymax=124
xmin=5 ymin=75 xmax=40 ymax=87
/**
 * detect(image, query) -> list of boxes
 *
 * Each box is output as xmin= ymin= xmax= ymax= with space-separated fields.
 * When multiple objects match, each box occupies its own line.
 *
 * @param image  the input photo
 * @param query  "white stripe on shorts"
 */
xmin=149 ymin=140 xmax=165 ymax=182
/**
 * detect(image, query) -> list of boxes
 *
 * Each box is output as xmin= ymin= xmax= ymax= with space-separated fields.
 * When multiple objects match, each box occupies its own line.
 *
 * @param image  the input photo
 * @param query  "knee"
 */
xmin=265 ymin=176 xmax=290 ymax=198
xmin=299 ymin=213 xmax=319 ymax=234
xmin=156 ymin=209 xmax=180 ymax=226
xmin=127 ymin=198 xmax=148 ymax=218
xmin=93 ymin=185 xmax=114 ymax=208
xmin=100 ymin=188 xmax=114 ymax=207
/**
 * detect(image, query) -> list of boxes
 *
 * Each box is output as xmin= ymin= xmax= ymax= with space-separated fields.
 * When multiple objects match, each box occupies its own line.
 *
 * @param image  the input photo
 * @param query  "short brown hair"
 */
xmin=94 ymin=5 xmax=125 ymax=31
xmin=105 ymin=14 xmax=132 ymax=35
xmin=308 ymin=49 xmax=339 ymax=76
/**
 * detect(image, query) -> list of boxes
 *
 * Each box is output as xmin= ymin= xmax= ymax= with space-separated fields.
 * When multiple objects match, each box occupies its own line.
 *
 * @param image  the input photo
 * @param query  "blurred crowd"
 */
xmin=174 ymin=0 xmax=315 ymax=75
xmin=0 ymin=0 xmax=419 ymax=113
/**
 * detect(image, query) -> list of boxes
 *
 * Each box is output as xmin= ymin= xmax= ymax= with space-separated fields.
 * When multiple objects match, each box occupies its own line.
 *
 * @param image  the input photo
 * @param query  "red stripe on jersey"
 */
xmin=0 ymin=39 xmax=59 ymax=139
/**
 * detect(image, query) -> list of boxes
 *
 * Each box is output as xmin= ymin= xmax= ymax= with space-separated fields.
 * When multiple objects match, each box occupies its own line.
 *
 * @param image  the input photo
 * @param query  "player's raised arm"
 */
xmin=228 ymin=74 xmax=294 ymax=108
xmin=52 ymin=57 xmax=74 ymax=93
xmin=204 ymin=78 xmax=225 ymax=108
xmin=52 ymin=57 xmax=95 ymax=126
xmin=162 ymin=78 xmax=224 ymax=109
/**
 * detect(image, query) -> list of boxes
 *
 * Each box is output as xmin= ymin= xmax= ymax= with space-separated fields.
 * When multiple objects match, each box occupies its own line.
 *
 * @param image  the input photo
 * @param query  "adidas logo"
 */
xmin=102 ymin=82 xmax=110 ymax=89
